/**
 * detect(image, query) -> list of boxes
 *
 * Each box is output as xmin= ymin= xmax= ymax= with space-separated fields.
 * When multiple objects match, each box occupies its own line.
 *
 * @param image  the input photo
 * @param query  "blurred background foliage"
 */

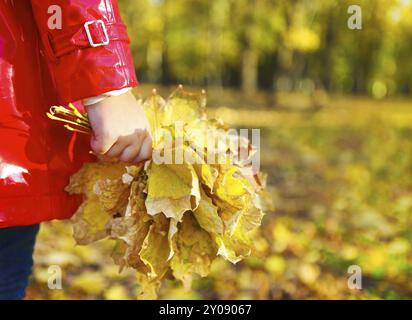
xmin=27 ymin=0 xmax=412 ymax=299
xmin=120 ymin=0 xmax=412 ymax=99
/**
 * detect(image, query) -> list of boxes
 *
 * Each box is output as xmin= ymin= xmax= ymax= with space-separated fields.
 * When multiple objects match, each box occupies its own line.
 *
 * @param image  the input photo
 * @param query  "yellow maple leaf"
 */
xmin=193 ymin=187 xmax=223 ymax=234
xmin=65 ymin=162 xmax=126 ymax=196
xmin=170 ymin=214 xmax=217 ymax=290
xmin=145 ymin=157 xmax=201 ymax=221
xmin=67 ymin=162 xmax=133 ymax=245
xmin=166 ymin=86 xmax=206 ymax=125
xmin=71 ymin=199 xmax=110 ymax=245
xmin=139 ymin=214 xmax=170 ymax=279
xmin=136 ymin=272 xmax=161 ymax=300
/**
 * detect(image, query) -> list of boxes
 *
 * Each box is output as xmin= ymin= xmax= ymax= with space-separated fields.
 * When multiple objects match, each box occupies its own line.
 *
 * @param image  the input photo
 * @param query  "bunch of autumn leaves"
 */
xmin=48 ymin=87 xmax=271 ymax=299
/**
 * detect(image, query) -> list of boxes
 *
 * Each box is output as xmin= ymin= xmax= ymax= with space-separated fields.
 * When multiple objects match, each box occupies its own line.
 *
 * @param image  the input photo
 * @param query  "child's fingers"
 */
xmin=132 ymin=135 xmax=152 ymax=164
xmin=105 ymin=136 xmax=131 ymax=158
xmin=119 ymin=144 xmax=141 ymax=163
xmin=117 ymin=131 xmax=147 ymax=162
xmin=90 ymin=134 xmax=114 ymax=155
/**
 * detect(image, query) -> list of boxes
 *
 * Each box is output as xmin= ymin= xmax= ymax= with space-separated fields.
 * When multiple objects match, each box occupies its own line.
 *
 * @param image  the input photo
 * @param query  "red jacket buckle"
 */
xmin=84 ymin=20 xmax=110 ymax=47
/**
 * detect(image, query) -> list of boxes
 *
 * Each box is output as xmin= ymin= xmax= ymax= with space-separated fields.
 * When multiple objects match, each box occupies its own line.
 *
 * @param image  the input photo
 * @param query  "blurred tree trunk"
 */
xmin=242 ymin=47 xmax=258 ymax=97
xmin=207 ymin=0 xmax=225 ymax=88
xmin=274 ymin=2 xmax=293 ymax=93
xmin=320 ymin=9 xmax=335 ymax=91
xmin=239 ymin=0 xmax=260 ymax=97
xmin=147 ymin=41 xmax=163 ymax=83
xmin=161 ymin=0 xmax=172 ymax=84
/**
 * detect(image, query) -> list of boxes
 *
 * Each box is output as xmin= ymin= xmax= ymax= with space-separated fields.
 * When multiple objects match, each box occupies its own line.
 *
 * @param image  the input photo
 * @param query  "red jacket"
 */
xmin=0 ymin=0 xmax=138 ymax=228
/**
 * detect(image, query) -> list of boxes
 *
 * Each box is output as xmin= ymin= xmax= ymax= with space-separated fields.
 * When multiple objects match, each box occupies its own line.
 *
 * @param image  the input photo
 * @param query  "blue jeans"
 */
xmin=0 ymin=224 xmax=39 ymax=300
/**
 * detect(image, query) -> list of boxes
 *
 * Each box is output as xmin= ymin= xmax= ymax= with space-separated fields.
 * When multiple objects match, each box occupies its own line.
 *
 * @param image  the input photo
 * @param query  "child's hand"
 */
xmin=86 ymin=91 xmax=152 ymax=164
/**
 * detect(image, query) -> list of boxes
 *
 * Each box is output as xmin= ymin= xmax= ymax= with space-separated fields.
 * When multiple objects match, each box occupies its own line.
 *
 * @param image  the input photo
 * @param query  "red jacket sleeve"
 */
xmin=30 ymin=0 xmax=138 ymax=104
